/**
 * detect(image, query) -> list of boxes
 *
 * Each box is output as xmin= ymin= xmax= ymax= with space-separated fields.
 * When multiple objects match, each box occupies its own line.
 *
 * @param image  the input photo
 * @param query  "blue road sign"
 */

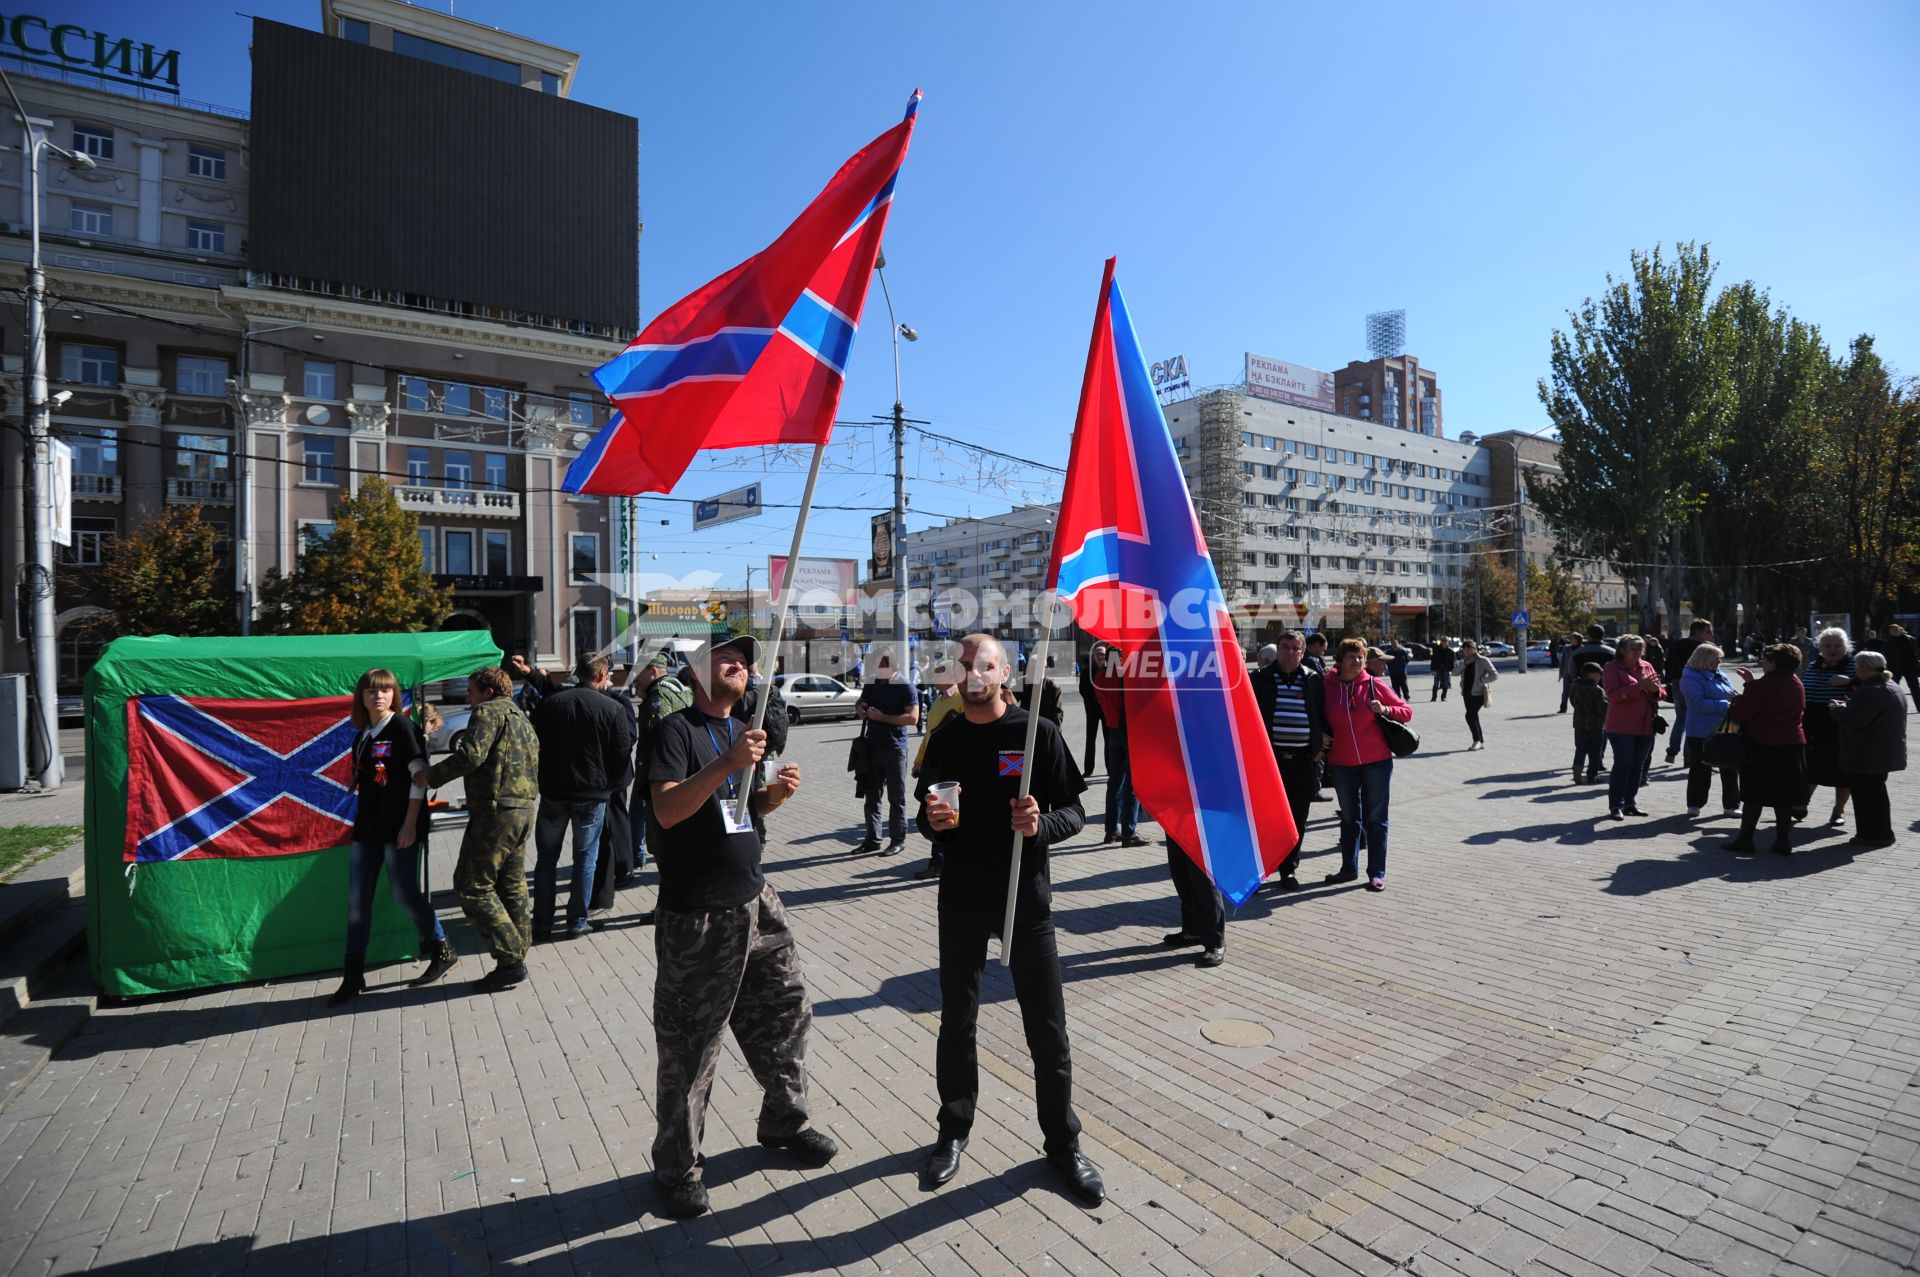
xmin=1511 ymin=610 xmax=1531 ymax=629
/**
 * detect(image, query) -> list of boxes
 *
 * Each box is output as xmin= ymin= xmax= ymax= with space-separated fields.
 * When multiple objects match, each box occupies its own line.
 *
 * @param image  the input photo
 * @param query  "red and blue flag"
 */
xmin=565 ymin=92 xmax=921 ymax=495
xmin=124 ymin=695 xmax=359 ymax=864
xmin=1045 ymin=259 xmax=1296 ymax=906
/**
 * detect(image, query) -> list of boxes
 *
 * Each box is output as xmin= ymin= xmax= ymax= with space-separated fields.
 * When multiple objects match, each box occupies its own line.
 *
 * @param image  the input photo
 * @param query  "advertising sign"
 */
xmin=49 ymin=439 xmax=72 ymax=547
xmin=869 ymin=512 xmax=896 ymax=587
xmin=1150 ymin=354 xmax=1192 ymax=399
xmin=1245 ymin=353 xmax=1336 ymax=412
xmin=768 ymin=556 xmax=859 ymax=608
xmin=692 ymin=482 xmax=762 ymax=531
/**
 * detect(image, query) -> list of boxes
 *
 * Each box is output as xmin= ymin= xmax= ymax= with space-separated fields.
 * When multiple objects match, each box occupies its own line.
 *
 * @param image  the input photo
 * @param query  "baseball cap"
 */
xmin=697 ymin=631 xmax=761 ymax=668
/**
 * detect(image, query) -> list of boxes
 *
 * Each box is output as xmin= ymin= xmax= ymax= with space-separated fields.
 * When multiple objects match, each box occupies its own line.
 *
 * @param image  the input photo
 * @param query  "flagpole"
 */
xmin=730 ymin=441 xmax=827 ymax=826
xmin=997 ymin=591 xmax=1061 ymax=965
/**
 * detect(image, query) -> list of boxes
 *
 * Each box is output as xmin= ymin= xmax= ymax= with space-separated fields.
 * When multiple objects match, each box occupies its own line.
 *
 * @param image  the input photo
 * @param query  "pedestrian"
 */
xmin=327 ymin=667 xmax=454 ymax=1006
xmin=1642 ymin=631 xmax=1668 ymax=680
xmin=854 ymin=654 xmax=919 ymax=854
xmin=422 ymin=665 xmax=541 ymax=992
xmin=1790 ymin=625 xmax=1814 ymax=662
xmin=1830 ymin=651 xmax=1908 ymax=849
xmin=1557 ymin=634 xmax=1580 ymax=712
xmin=1601 ymin=635 xmax=1663 ymax=819
xmin=1664 ymin=619 xmax=1714 ymax=765
xmin=1163 ymin=838 xmax=1226 ymax=968
xmin=1366 ymin=646 xmax=1391 ymax=681
xmin=1252 ymin=630 xmax=1324 ymax=893
xmin=912 ymin=667 xmax=963 ymax=882
xmin=1799 ymin=628 xmax=1857 ymax=827
xmin=1077 ymin=646 xmax=1105 ymax=776
xmin=513 ymin=654 xmax=639 ymax=915
xmin=629 ymin=649 xmax=693 ymax=878
xmin=1320 ymin=637 xmax=1414 ymax=892
xmin=1678 ymin=643 xmax=1741 ymax=819
xmin=1093 ymin=643 xmax=1147 ymax=847
xmin=1457 ymin=638 xmax=1498 ymax=751
xmin=913 ymin=632 xmax=1105 ymax=1206
xmin=1428 ymin=636 xmax=1456 ymax=702
xmin=1303 ymin=631 xmax=1329 ymax=674
xmin=1726 ymin=644 xmax=1807 ymax=856
xmin=646 ymin=631 xmax=830 ymax=1219
xmin=1884 ymin=624 xmax=1920 ymax=704
xmin=1570 ymin=662 xmax=1608 ymax=785
xmin=1387 ymin=640 xmax=1412 ymax=701
xmin=1254 ymin=642 xmax=1277 ymax=673
xmin=529 ymin=655 xmax=634 ymax=942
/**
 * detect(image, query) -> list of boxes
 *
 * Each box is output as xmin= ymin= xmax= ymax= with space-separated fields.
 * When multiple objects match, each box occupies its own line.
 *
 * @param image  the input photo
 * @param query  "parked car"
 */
xmin=57 ymin=687 xmax=84 ymax=724
xmin=1526 ymin=642 xmax=1555 ymax=667
xmin=1483 ymin=641 xmax=1515 ymax=658
xmin=778 ymin=673 xmax=861 ymax=723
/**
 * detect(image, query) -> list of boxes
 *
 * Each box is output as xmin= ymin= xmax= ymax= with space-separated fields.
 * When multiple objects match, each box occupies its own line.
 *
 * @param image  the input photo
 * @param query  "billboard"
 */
xmin=869 ymin=512 xmax=896 ymax=587
xmin=769 ymin=556 xmax=858 ymax=609
xmin=692 ymin=483 xmax=762 ymax=531
xmin=1150 ymin=354 xmax=1192 ymax=399
xmin=1245 ymin=354 xmax=1335 ymax=412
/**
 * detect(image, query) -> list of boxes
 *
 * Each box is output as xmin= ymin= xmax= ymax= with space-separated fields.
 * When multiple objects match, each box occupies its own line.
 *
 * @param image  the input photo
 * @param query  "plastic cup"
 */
xmin=928 ymin=781 xmax=961 ymax=826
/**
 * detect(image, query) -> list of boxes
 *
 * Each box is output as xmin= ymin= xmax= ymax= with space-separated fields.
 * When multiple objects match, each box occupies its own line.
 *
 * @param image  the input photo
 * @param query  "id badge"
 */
xmin=721 ymin=796 xmax=755 ymax=836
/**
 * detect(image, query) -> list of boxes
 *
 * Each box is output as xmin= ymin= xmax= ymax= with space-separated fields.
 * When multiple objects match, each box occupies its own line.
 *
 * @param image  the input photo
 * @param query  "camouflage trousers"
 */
xmin=452 ymin=806 xmax=534 ymax=965
xmin=651 ymin=881 xmax=813 ymax=1186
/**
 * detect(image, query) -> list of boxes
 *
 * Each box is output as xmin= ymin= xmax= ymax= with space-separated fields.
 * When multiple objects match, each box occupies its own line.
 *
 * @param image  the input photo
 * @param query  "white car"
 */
xmin=1526 ymin=642 xmax=1555 ymax=667
xmin=1483 ymin=642 xmax=1516 ymax=658
xmin=778 ymin=674 xmax=860 ymax=723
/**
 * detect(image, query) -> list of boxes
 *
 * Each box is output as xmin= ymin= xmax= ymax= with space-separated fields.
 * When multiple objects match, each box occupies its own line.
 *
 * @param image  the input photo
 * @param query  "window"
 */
xmin=304 ymin=361 xmax=337 ymax=399
xmin=302 ymin=434 xmax=337 ymax=484
xmin=1303 ymin=444 xmax=1318 ymax=460
xmin=1343 ymin=450 xmax=1357 ymax=465
xmin=1240 ymin=461 xmax=1255 ymax=476
xmin=392 ymin=30 xmax=522 ymax=84
xmin=567 ymin=392 xmax=595 ymax=425
xmin=571 ymin=608 xmax=603 ymax=661
xmin=483 ymin=453 xmax=507 ymax=491
xmin=188 ymin=144 xmax=227 ymax=180
xmin=406 ymin=446 xmax=430 ymax=484
xmin=541 ymin=71 xmax=560 ymax=95
xmin=341 ymin=17 xmax=370 ymax=42
xmin=1265 ymin=553 xmax=1280 ymax=567
xmin=70 ymin=203 xmax=113 ymax=236
xmin=481 ymin=386 xmax=508 ymax=420
xmin=173 ymin=434 xmax=230 ymax=481
xmin=1286 ymin=497 xmax=1302 ymax=512
xmin=1240 ymin=432 xmax=1254 ymax=447
xmin=444 ymin=530 xmax=474 ymax=575
xmin=417 ymin=527 xmax=436 ymax=572
xmin=1242 ymin=552 xmax=1257 ymax=566
xmin=59 ymin=343 xmax=118 ymax=387
xmin=444 ymin=451 xmax=472 ymax=490
xmin=298 ymin=521 xmax=335 ymax=555
xmin=63 ymin=517 xmax=115 ymax=567
xmin=1260 ymin=464 xmax=1278 ymax=480
xmin=1262 ymin=493 xmax=1280 ymax=508
xmin=483 ymin=530 xmax=511 ymax=576
xmin=72 ymin=125 xmax=114 ymax=160
xmin=1240 ymin=492 xmax=1255 ymax=507
xmin=186 ymin=220 xmax=226 ymax=253
xmin=175 ymin=355 xmax=229 ymax=396
xmin=570 ymin=533 xmax=600 ymax=583
xmin=72 ymin=430 xmax=117 ymax=477
xmin=443 ymin=382 xmax=470 ymax=416
xmin=400 ymin=375 xmax=430 ymax=410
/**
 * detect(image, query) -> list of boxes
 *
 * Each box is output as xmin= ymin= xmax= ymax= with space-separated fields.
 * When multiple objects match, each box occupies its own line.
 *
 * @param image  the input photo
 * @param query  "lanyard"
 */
xmin=703 ymin=717 xmax=736 ymax=799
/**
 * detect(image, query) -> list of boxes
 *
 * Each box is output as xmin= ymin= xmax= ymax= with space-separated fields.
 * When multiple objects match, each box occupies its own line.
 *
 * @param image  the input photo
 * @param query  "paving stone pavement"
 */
xmin=2 ymin=670 xmax=1917 ymax=1276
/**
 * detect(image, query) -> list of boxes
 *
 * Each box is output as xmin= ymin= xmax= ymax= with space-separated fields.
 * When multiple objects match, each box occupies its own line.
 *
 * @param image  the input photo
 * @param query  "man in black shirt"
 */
xmin=646 ymin=632 xmax=831 ymax=1219
xmin=914 ymin=632 xmax=1105 ymax=1207
xmin=529 ymin=656 xmax=634 ymax=941
xmin=855 ymin=652 xmax=919 ymax=854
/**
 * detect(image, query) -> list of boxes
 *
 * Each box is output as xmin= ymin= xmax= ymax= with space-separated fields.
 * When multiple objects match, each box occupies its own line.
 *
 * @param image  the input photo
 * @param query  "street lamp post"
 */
xmin=875 ymin=258 xmax=915 ymax=673
xmin=7 ymin=73 xmax=97 ymax=788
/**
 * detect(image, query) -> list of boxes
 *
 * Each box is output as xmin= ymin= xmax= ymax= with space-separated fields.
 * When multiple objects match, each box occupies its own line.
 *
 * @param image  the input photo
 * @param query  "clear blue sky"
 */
xmin=53 ymin=1 xmax=1920 ymax=591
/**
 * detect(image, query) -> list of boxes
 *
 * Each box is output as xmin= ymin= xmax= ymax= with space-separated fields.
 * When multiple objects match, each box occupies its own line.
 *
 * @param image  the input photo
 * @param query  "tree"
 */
xmin=258 ymin=478 xmax=451 ymax=634
xmin=1532 ymin=242 xmax=1732 ymax=630
xmin=1523 ymin=559 xmax=1597 ymax=639
xmin=99 ymin=505 xmax=236 ymax=637
xmin=1811 ymin=338 xmax=1920 ymax=634
xmin=1338 ymin=579 xmax=1386 ymax=641
xmin=1459 ymin=555 xmax=1516 ymax=640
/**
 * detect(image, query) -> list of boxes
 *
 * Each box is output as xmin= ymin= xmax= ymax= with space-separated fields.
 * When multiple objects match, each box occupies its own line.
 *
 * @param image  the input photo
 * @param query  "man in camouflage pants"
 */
xmin=424 ymin=665 xmax=541 ymax=992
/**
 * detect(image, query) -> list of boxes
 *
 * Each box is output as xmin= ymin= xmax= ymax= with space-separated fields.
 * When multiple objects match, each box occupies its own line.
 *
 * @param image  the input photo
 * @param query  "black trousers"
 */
xmin=1463 ymin=694 xmax=1486 ymax=744
xmin=1275 ymin=751 xmax=1318 ymax=878
xmin=1739 ymin=743 xmax=1804 ymax=845
xmin=1845 ymin=770 xmax=1892 ymax=839
xmin=1166 ymin=842 xmax=1225 ymax=947
xmin=1389 ymin=671 xmax=1410 ymax=700
xmin=1080 ymin=699 xmax=1104 ymax=775
xmin=591 ymin=778 xmax=634 ymax=911
xmin=935 ymin=898 xmax=1081 ymax=1157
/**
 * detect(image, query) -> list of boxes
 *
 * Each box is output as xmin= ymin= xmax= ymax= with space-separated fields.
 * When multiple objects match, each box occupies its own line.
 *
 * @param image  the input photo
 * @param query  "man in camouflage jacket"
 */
xmin=424 ymin=665 xmax=541 ymax=991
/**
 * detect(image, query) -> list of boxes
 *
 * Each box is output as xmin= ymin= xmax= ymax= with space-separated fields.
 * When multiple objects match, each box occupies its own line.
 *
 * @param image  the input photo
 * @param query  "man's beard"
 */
xmin=959 ymin=680 xmax=999 ymax=706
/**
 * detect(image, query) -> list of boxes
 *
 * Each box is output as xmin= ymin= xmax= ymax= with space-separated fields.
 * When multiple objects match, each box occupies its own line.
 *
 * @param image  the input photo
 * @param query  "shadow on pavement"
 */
xmin=1462 ymin=770 xmax=1566 ymax=785
xmin=1603 ymin=836 xmax=1860 ymax=896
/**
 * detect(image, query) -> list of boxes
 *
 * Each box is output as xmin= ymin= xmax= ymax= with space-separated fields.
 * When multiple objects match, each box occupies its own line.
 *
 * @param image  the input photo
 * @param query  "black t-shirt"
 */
xmin=351 ymin=714 xmax=426 ymax=843
xmin=647 ymin=708 xmax=765 ymax=911
xmin=914 ymin=706 xmax=1085 ymax=919
xmin=859 ymin=679 xmax=915 ymax=746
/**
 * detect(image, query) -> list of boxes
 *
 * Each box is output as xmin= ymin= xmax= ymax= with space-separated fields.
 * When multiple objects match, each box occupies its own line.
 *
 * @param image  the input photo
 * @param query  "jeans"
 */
xmin=1329 ymin=758 xmax=1392 ymax=880
xmin=1462 ymin=693 xmax=1486 ymax=744
xmin=534 ymin=798 xmax=607 ymax=933
xmin=1606 ymin=733 xmax=1655 ymax=812
xmin=345 ymin=838 xmax=445 ymax=964
xmin=1103 ymin=729 xmax=1139 ymax=837
xmin=1683 ymin=735 xmax=1742 ymax=811
xmin=864 ymin=742 xmax=909 ymax=845
xmin=1431 ymin=671 xmax=1451 ymax=701
xmin=1573 ymin=728 xmax=1605 ymax=777
xmin=1669 ymin=686 xmax=1688 ymax=746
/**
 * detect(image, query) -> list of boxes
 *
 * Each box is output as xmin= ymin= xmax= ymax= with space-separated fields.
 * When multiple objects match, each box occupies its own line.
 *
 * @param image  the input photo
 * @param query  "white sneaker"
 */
xmin=1687 ymin=806 xmax=1703 ymax=819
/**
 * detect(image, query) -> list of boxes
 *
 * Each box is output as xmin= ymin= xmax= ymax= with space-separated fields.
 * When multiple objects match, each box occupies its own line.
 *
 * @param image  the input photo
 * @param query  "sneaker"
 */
xmin=1365 ymin=877 xmax=1385 ymax=893
xmin=1687 ymin=806 xmax=1703 ymax=819
xmin=657 ymin=1178 xmax=709 ymax=1219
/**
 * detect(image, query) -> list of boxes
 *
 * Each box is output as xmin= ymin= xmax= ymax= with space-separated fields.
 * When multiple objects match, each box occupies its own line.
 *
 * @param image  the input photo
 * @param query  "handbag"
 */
xmin=1652 ymin=713 xmax=1668 ymax=735
xmin=1366 ymin=674 xmax=1420 ymax=757
xmin=1701 ymin=718 xmax=1746 ymax=769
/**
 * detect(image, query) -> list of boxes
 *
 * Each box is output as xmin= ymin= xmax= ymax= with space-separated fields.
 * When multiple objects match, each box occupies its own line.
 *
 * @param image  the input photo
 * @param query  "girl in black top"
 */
xmin=328 ymin=668 xmax=455 ymax=1006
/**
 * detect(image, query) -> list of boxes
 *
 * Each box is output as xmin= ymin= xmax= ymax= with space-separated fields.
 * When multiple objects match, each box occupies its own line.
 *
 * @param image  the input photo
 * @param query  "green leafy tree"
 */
xmin=99 ymin=505 xmax=236 ymax=636
xmin=1523 ymin=559 xmax=1597 ymax=639
xmin=1338 ymin=579 xmax=1386 ymax=641
xmin=258 ymin=478 xmax=450 ymax=634
xmin=1458 ymin=555 xmax=1517 ymax=641
xmin=1811 ymin=338 xmax=1920 ymax=633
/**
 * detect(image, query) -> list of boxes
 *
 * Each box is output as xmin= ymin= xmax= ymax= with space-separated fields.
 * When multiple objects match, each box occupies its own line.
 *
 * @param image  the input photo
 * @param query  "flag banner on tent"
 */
xmin=1045 ymin=258 xmax=1296 ymax=907
xmin=564 ymin=91 xmax=921 ymax=496
xmin=124 ymin=694 xmax=360 ymax=864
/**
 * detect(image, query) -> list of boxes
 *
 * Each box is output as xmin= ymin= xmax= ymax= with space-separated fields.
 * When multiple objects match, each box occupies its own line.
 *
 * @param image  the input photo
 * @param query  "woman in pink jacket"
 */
xmin=1600 ymin=634 xmax=1664 ymax=819
xmin=1320 ymin=637 xmax=1415 ymax=892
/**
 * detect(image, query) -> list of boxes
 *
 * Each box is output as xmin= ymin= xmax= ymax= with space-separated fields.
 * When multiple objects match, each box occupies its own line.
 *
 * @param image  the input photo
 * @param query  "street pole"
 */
xmin=877 ymin=261 xmax=912 ymax=676
xmin=1512 ymin=441 xmax=1528 ymax=673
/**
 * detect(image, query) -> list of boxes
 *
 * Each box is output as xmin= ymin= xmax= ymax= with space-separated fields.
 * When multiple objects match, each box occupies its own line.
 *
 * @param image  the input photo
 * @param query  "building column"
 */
xmin=121 ymin=385 xmax=167 ymax=520
xmin=134 ymin=139 xmax=166 ymax=245
xmin=520 ymin=418 xmax=562 ymax=663
xmin=346 ymin=396 xmax=390 ymax=493
xmin=236 ymin=388 xmax=288 ymax=619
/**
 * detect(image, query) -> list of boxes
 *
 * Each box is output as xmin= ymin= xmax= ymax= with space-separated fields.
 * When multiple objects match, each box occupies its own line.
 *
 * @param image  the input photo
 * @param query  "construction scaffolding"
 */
xmin=1191 ymin=390 xmax=1244 ymax=596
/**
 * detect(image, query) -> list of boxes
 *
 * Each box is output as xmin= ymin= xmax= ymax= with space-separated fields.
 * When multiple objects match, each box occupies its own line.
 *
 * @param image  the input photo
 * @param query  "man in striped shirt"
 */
xmin=1252 ymin=631 xmax=1325 ymax=892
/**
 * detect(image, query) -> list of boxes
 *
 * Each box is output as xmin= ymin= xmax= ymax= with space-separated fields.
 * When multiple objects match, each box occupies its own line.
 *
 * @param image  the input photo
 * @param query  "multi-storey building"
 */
xmin=1 ymin=1 xmax=639 ymax=692
xmin=1471 ymin=429 xmax=1632 ymax=624
xmin=1334 ymin=354 xmax=1443 ymax=436
xmin=903 ymin=504 xmax=1058 ymax=642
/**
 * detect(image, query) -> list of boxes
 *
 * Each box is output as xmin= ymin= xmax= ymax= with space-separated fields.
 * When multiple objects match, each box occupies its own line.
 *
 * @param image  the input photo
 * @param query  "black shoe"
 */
xmin=1162 ymin=931 xmax=1202 ymax=948
xmin=567 ymin=919 xmax=592 ymax=939
xmin=1051 ymin=1150 xmax=1106 ymax=1207
xmin=1195 ymin=947 xmax=1225 ymax=968
xmin=1770 ymin=839 xmax=1791 ymax=857
xmin=923 ymin=1136 xmax=967 ymax=1187
xmin=1322 ymin=869 xmax=1359 ymax=885
xmin=1120 ymin=834 xmax=1150 ymax=848
xmin=412 ymin=939 xmax=460 ymax=987
xmin=326 ymin=972 xmax=365 ymax=1007
xmin=914 ymin=862 xmax=941 ymax=881
xmin=658 ymin=1177 xmax=710 ymax=1219
xmin=1605 ymin=809 xmax=1623 ymax=820
xmin=854 ymin=840 xmax=882 ymax=855
xmin=881 ymin=841 xmax=905 ymax=857
xmin=473 ymin=962 xmax=528 ymax=992
xmin=1623 ymin=806 xmax=1649 ymax=817
xmin=1726 ymin=835 xmax=1756 ymax=855
xmin=1274 ymin=875 xmax=1301 ymax=893
xmin=1098 ymin=829 xmax=1117 ymax=845
xmin=531 ymin=930 xmax=551 ymax=947
xmin=760 ymin=1128 xmax=838 ymax=1167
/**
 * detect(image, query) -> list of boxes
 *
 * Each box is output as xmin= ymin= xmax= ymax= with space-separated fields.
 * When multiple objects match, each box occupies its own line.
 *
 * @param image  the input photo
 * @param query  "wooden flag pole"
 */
xmin=730 ymin=441 xmax=827 ymax=827
xmin=997 ymin=590 xmax=1060 ymax=965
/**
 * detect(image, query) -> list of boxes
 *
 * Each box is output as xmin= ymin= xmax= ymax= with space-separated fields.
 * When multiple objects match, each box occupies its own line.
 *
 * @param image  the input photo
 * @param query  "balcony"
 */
xmin=72 ymin=474 xmax=122 ymax=500
xmin=396 ymin=486 xmax=521 ymax=519
xmin=167 ymin=478 xmax=233 ymax=504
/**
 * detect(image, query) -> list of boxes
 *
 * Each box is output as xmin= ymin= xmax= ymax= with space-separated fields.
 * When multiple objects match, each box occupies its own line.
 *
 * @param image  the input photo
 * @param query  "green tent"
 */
xmin=85 ymin=632 xmax=502 ymax=997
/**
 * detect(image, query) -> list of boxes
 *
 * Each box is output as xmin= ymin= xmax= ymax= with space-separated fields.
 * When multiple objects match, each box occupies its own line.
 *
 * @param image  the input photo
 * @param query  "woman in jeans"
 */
xmin=1678 ymin=643 xmax=1740 ymax=819
xmin=1601 ymin=635 xmax=1663 ymax=818
xmin=1830 ymin=651 xmax=1908 ymax=849
xmin=1727 ymin=644 xmax=1807 ymax=855
xmin=329 ymin=668 xmax=456 ymax=1006
xmin=1799 ymin=628 xmax=1857 ymax=827
xmin=1320 ymin=637 xmax=1414 ymax=893
xmin=1457 ymin=639 xmax=1498 ymax=751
